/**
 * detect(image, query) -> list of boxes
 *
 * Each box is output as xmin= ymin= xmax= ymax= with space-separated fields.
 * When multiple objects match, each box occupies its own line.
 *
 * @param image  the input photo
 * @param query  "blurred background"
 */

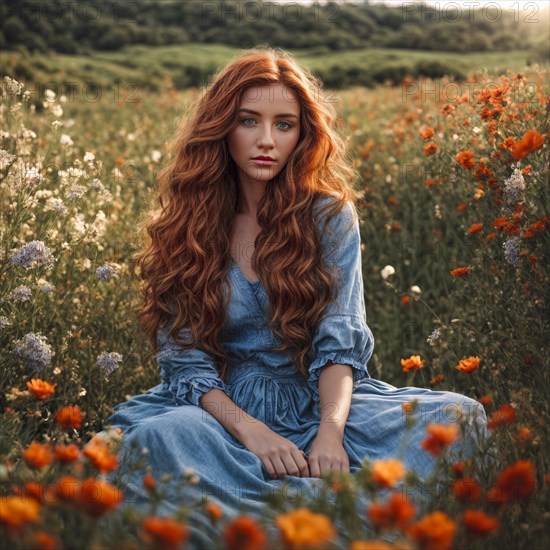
xmin=1 ymin=0 xmax=548 ymax=92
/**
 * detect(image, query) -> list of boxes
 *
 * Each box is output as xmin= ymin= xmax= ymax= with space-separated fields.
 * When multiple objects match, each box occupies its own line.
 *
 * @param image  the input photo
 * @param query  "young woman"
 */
xmin=103 ymin=46 xmax=489 ymax=547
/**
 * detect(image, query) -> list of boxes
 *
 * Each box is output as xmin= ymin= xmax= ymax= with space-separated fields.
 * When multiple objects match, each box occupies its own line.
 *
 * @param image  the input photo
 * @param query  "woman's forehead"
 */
xmin=239 ymin=84 xmax=299 ymax=111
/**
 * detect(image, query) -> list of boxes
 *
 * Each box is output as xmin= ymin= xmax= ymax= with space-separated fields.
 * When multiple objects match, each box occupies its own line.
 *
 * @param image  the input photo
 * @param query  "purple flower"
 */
xmin=503 ymin=237 xmax=522 ymax=267
xmin=13 ymin=332 xmax=53 ymax=371
xmin=10 ymin=241 xmax=54 ymax=269
xmin=96 ymin=351 xmax=123 ymax=374
xmin=8 ymin=285 xmax=32 ymax=302
xmin=95 ymin=264 xmax=119 ymax=281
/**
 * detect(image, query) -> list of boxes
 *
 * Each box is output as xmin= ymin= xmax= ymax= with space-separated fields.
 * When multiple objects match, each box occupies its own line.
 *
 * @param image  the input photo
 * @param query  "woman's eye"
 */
xmin=239 ymin=118 xmax=293 ymax=130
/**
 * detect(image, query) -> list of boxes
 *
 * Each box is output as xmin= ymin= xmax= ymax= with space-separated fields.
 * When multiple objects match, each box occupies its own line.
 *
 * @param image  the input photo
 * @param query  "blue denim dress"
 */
xmin=103 ymin=198 xmax=489 ymax=549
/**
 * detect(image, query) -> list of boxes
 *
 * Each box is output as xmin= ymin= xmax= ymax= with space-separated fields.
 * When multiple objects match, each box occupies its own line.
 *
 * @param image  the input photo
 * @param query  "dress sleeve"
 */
xmin=308 ymin=200 xmax=375 ymax=403
xmin=156 ymin=325 xmax=228 ymax=407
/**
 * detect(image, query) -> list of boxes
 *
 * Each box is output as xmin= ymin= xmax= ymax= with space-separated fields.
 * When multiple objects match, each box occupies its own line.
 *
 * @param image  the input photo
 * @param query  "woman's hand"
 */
xmin=240 ymin=422 xmax=310 ymax=479
xmin=307 ymin=431 xmax=350 ymax=478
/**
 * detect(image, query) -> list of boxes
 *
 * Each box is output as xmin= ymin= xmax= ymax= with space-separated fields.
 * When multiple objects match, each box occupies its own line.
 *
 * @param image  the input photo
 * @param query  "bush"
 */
xmin=96 ymin=27 xmax=131 ymax=51
xmin=413 ymin=60 xmax=466 ymax=81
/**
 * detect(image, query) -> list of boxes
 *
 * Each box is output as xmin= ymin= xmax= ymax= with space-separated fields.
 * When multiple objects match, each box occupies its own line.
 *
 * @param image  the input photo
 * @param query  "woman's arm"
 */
xmin=200 ymin=388 xmax=310 ymax=479
xmin=317 ymin=362 xmax=353 ymax=441
xmin=199 ymin=388 xmax=261 ymax=443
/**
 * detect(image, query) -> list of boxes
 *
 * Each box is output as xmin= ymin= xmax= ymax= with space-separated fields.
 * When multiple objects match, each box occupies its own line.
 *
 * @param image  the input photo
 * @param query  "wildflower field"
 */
xmin=1 ymin=64 xmax=549 ymax=550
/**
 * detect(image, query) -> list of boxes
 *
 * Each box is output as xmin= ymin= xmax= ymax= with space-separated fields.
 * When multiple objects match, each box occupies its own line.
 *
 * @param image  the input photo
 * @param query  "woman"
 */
xmin=102 ymin=46 xmax=488 ymax=547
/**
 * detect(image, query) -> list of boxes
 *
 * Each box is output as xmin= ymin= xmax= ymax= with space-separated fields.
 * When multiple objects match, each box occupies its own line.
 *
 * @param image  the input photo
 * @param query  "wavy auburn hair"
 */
xmin=134 ymin=45 xmax=362 ymax=382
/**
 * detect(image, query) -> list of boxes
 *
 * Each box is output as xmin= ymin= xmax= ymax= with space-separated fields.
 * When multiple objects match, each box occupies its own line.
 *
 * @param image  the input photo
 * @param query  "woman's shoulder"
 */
xmin=313 ymin=195 xmax=357 ymax=238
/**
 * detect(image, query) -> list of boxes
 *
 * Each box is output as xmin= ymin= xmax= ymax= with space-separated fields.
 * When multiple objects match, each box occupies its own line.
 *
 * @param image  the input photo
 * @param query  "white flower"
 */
xmin=151 ymin=150 xmax=162 ymax=163
xmin=472 ymin=126 xmax=482 ymax=134
xmin=4 ymin=76 xmax=24 ymax=95
xmin=452 ymin=134 xmax=459 ymax=140
xmin=84 ymin=152 xmax=95 ymax=163
xmin=381 ymin=265 xmax=395 ymax=280
xmin=44 ymin=89 xmax=56 ymax=101
xmin=410 ymin=285 xmax=422 ymax=296
xmin=52 ymin=105 xmax=63 ymax=118
xmin=59 ymin=134 xmax=73 ymax=146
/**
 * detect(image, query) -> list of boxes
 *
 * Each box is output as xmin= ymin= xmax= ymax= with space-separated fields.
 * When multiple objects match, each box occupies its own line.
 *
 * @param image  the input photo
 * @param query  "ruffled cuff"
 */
xmin=165 ymin=370 xmax=228 ymax=407
xmin=308 ymin=352 xmax=370 ymax=405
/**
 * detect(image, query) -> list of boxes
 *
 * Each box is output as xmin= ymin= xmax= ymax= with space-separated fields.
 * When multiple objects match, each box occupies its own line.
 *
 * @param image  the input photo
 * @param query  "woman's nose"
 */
xmin=257 ymin=125 xmax=275 ymax=146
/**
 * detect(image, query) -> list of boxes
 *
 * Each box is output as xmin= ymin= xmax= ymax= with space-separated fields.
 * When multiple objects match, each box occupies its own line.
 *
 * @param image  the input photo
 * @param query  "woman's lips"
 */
xmin=252 ymin=158 xmax=275 ymax=165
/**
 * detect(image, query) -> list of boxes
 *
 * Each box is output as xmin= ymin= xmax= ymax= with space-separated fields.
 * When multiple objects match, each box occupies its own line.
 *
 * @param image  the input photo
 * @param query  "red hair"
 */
xmin=134 ymin=46 xmax=361 ymax=380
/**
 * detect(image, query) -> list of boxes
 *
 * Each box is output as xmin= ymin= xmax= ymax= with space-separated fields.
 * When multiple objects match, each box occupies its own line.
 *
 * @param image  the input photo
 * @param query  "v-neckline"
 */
xmin=230 ymin=258 xmax=261 ymax=285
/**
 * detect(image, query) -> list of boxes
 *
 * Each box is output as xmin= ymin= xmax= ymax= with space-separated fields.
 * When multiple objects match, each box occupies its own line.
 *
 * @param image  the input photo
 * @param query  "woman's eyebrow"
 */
xmin=238 ymin=108 xmax=299 ymax=119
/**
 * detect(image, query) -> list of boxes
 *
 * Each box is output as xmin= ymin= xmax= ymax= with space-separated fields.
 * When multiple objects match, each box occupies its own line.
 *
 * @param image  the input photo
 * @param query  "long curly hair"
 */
xmin=134 ymin=45 xmax=362 ymax=382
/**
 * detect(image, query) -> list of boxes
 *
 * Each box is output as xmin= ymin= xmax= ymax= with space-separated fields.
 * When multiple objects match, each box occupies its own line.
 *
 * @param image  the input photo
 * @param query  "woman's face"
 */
xmin=227 ymin=83 xmax=301 ymax=191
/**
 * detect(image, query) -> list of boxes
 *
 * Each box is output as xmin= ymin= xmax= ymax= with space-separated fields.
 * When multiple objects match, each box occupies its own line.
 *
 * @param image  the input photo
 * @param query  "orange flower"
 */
xmin=402 ymin=402 xmax=415 ymax=414
xmin=390 ymin=222 xmax=401 ymax=232
xmin=491 ymin=460 xmax=536 ymax=502
xmin=83 ymin=436 xmax=118 ymax=473
xmin=367 ymin=492 xmax=416 ymax=529
xmin=33 ymin=531 xmax=60 ymax=550
xmin=421 ymin=424 xmax=459 ymax=456
xmin=510 ymin=129 xmax=545 ymax=160
xmin=54 ymin=444 xmax=80 ymax=464
xmin=408 ymin=511 xmax=456 ymax=550
xmin=429 ymin=374 xmax=444 ymax=386
xmin=466 ymin=223 xmax=483 ymax=235
xmin=451 ymin=461 xmax=472 ymax=478
xmin=26 ymin=379 xmax=57 ymax=400
xmin=55 ymin=405 xmax=83 ymax=429
xmin=372 ymin=459 xmax=406 ymax=488
xmin=224 ymin=516 xmax=268 ymax=550
xmin=516 ymin=425 xmax=532 ymax=446
xmin=56 ymin=475 xmax=82 ymax=505
xmin=0 ymin=495 xmax=41 ymax=531
xmin=276 ymin=508 xmax=336 ymax=549
xmin=205 ymin=502 xmax=223 ymax=521
xmin=421 ymin=127 xmax=435 ymax=140
xmin=423 ymin=143 xmax=438 ymax=156
xmin=455 ymin=150 xmax=475 ymax=169
xmin=455 ymin=356 xmax=480 ymax=374
xmin=452 ymin=477 xmax=482 ymax=502
xmin=478 ymin=395 xmax=492 ymax=406
xmin=450 ymin=266 xmax=471 ymax=277
xmin=487 ymin=404 xmax=516 ymax=430
xmin=401 ymin=355 xmax=425 ymax=373
xmin=79 ymin=478 xmax=124 ymax=517
xmin=13 ymin=481 xmax=46 ymax=503
xmin=473 ymin=189 xmax=485 ymax=201
xmin=22 ymin=441 xmax=55 ymax=469
xmin=401 ymin=295 xmax=410 ymax=305
xmin=462 ymin=510 xmax=499 ymax=536
xmin=143 ymin=472 xmax=156 ymax=491
xmin=141 ymin=517 xmax=189 ymax=550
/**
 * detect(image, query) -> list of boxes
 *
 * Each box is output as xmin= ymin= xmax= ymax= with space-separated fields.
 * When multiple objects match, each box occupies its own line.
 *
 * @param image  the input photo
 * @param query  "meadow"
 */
xmin=0 ymin=57 xmax=549 ymax=549
xmin=1 ymin=43 xmax=544 ymax=93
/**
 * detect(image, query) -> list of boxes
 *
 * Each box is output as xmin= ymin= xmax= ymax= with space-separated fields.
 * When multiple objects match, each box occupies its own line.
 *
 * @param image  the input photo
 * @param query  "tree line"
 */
xmin=1 ymin=0 xmax=539 ymax=54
